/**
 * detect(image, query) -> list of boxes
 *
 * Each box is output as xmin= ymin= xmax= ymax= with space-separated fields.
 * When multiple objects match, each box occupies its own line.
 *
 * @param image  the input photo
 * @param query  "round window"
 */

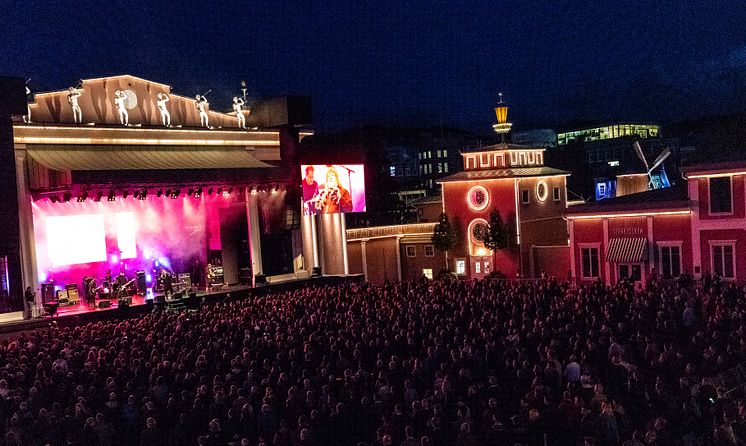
xmin=467 ymin=185 xmax=489 ymax=211
xmin=472 ymin=222 xmax=488 ymax=242
xmin=536 ymin=180 xmax=548 ymax=202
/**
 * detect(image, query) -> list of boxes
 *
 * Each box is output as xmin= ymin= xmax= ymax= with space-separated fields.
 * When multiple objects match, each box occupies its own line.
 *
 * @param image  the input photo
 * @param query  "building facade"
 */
xmin=566 ymin=159 xmax=746 ymax=286
xmin=439 ymin=144 xmax=571 ymax=279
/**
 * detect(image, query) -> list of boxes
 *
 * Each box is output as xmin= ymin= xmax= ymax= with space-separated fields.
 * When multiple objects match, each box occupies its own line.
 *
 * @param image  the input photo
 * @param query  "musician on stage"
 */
xmin=86 ymin=278 xmax=97 ymax=308
xmin=302 ymin=166 xmax=319 ymax=215
xmin=159 ymin=268 xmax=174 ymax=299
xmin=316 ymin=166 xmax=353 ymax=214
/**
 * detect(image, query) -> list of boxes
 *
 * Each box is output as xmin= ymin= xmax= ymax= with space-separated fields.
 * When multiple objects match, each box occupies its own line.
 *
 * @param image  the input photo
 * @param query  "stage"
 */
xmin=0 ymin=274 xmax=363 ymax=335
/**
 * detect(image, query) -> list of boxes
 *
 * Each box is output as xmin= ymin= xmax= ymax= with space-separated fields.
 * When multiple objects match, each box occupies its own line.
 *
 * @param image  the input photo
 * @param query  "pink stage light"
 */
xmin=110 ymin=254 xmax=119 ymax=264
xmin=116 ymin=212 xmax=137 ymax=259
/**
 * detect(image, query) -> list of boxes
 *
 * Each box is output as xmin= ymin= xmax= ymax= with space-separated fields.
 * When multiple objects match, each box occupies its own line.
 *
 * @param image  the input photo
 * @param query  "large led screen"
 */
xmin=45 ymin=214 xmax=107 ymax=266
xmin=301 ymin=164 xmax=366 ymax=215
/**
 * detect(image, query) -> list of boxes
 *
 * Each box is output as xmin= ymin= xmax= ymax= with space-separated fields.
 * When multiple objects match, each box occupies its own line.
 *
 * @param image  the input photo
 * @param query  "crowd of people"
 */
xmin=0 ymin=276 xmax=745 ymax=446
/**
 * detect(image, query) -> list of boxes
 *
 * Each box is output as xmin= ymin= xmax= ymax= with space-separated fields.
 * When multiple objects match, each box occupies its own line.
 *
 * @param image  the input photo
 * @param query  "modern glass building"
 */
xmin=557 ymin=123 xmax=660 ymax=146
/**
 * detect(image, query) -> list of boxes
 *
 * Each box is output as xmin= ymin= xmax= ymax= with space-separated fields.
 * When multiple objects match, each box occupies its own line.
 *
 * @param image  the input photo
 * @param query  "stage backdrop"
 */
xmin=300 ymin=164 xmax=366 ymax=215
xmin=31 ymin=195 xmax=220 ymax=292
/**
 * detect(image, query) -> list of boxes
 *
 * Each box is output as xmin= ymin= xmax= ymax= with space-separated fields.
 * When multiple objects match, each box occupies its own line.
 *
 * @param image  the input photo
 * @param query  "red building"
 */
xmin=439 ymin=144 xmax=570 ymax=279
xmin=566 ymin=159 xmax=746 ymax=285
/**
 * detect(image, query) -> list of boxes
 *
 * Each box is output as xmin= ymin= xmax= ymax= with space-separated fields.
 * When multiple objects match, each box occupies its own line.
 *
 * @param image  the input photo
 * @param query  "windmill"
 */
xmin=632 ymin=141 xmax=671 ymax=190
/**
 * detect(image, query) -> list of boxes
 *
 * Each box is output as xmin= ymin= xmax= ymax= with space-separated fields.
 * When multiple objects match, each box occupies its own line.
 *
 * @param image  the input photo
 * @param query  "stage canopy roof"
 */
xmin=26 ymin=144 xmax=272 ymax=171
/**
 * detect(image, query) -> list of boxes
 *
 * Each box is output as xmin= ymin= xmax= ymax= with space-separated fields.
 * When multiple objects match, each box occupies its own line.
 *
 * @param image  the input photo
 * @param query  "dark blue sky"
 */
xmin=2 ymin=0 xmax=745 ymax=132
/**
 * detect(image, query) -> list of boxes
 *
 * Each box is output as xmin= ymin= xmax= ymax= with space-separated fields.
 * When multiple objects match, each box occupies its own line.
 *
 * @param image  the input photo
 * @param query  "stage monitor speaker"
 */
xmin=173 ymin=291 xmax=183 ymax=300
xmin=41 ymin=283 xmax=55 ymax=303
xmin=136 ymin=271 xmax=146 ymax=293
xmin=154 ymin=294 xmax=166 ymax=303
xmin=97 ymin=300 xmax=111 ymax=309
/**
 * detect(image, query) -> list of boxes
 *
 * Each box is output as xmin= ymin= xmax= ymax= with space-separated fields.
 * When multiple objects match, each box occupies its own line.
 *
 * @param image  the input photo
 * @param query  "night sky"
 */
xmin=2 ymin=0 xmax=745 ymax=132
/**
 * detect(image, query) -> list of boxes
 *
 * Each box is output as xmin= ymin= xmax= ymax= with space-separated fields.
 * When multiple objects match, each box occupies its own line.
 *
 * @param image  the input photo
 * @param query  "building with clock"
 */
xmin=437 ymin=104 xmax=572 ymax=279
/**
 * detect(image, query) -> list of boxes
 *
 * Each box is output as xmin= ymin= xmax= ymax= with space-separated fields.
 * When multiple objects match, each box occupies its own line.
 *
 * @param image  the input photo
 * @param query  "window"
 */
xmin=443 ymin=149 xmax=448 ymax=157
xmin=536 ymin=180 xmax=548 ymax=202
xmin=436 ymin=150 xmax=442 ymax=158
xmin=709 ymin=177 xmax=732 ymax=214
xmin=712 ymin=243 xmax=735 ymax=279
xmin=455 ymin=259 xmax=466 ymax=275
xmin=659 ymin=244 xmax=682 ymax=278
xmin=444 ymin=163 xmax=449 ymax=173
xmin=422 ymin=268 xmax=433 ymax=280
xmin=424 ymin=245 xmax=435 ymax=257
xmin=437 ymin=163 xmax=443 ymax=173
xmin=521 ymin=189 xmax=530 ymax=204
xmin=406 ymin=245 xmax=416 ymax=257
xmin=581 ymin=246 xmax=600 ymax=279
xmin=427 ymin=151 xmax=432 ymax=159
xmin=553 ymin=186 xmax=561 ymax=201
xmin=389 ymin=166 xmax=396 ymax=177
xmin=475 ymin=262 xmax=481 ymax=274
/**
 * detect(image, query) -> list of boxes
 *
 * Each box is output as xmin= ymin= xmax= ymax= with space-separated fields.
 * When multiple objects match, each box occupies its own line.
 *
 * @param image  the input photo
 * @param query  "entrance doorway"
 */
xmin=618 ymin=263 xmax=643 ymax=284
xmin=471 ymin=256 xmax=491 ymax=279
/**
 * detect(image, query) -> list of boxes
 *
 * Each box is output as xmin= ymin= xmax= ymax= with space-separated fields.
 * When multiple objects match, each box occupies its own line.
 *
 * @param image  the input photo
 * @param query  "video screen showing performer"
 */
xmin=301 ymin=164 xmax=366 ymax=215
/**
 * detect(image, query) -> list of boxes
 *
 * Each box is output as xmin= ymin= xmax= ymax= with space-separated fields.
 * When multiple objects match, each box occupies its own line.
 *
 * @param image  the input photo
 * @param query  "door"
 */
xmin=471 ymin=256 xmax=491 ymax=280
xmin=618 ymin=263 xmax=644 ymax=284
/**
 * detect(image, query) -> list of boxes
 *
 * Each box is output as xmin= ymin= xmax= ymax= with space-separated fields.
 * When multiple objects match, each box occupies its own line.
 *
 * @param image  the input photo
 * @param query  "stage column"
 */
xmin=318 ymin=213 xmax=347 ymax=275
xmin=14 ymin=145 xmax=38 ymax=302
xmin=246 ymin=191 xmax=263 ymax=283
xmin=301 ymin=213 xmax=318 ymax=274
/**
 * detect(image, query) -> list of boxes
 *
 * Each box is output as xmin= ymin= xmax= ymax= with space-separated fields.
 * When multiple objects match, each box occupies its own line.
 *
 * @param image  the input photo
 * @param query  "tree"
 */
xmin=432 ymin=213 xmax=457 ymax=270
xmin=483 ymin=209 xmax=511 ymax=253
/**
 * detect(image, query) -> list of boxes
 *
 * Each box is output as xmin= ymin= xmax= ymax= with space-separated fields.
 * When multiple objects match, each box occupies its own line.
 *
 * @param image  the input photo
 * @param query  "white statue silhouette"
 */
xmin=232 ymin=97 xmax=246 ymax=128
xmin=68 ymin=87 xmax=82 ymax=123
xmin=114 ymin=90 xmax=129 ymax=126
xmin=156 ymin=92 xmax=171 ymax=127
xmin=195 ymin=94 xmax=209 ymax=128
xmin=23 ymin=85 xmax=31 ymax=123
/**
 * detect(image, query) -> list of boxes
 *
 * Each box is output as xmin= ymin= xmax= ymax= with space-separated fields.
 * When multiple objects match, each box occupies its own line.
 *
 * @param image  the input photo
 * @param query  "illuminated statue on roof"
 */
xmin=232 ymin=97 xmax=246 ymax=129
xmin=156 ymin=92 xmax=171 ymax=127
xmin=23 ymin=84 xmax=31 ymax=123
xmin=67 ymin=86 xmax=82 ymax=123
xmin=195 ymin=94 xmax=209 ymax=128
xmin=114 ymin=90 xmax=129 ymax=126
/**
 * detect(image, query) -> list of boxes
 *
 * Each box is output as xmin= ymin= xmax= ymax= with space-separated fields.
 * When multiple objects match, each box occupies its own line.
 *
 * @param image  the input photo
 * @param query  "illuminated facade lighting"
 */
xmin=566 ymin=210 xmax=690 ymax=220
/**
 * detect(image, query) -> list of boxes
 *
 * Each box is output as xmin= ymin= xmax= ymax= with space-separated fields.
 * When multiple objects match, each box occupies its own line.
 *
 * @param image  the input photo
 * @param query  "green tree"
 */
xmin=432 ymin=213 xmax=457 ymax=270
xmin=484 ymin=209 xmax=511 ymax=253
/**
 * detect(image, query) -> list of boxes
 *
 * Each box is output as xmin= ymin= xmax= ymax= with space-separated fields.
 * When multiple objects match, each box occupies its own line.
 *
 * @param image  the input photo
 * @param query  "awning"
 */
xmin=606 ymin=237 xmax=648 ymax=263
xmin=26 ymin=144 xmax=272 ymax=171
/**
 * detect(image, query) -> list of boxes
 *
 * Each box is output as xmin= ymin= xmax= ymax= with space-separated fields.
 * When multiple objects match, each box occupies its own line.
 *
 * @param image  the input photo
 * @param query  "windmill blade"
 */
xmin=633 ymin=141 xmax=649 ymax=171
xmin=648 ymin=147 xmax=671 ymax=172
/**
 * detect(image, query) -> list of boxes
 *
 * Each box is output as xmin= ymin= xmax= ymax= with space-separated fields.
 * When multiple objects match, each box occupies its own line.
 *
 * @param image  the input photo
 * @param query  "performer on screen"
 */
xmin=302 ymin=166 xmax=319 ymax=215
xmin=316 ymin=166 xmax=353 ymax=214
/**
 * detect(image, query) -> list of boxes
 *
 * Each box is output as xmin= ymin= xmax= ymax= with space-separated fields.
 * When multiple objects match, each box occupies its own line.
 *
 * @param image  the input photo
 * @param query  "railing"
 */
xmin=346 ymin=222 xmax=437 ymax=240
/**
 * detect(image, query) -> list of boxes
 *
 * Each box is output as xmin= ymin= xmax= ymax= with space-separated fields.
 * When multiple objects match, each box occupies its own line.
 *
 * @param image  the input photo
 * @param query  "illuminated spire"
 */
xmin=492 ymin=92 xmax=512 ymax=141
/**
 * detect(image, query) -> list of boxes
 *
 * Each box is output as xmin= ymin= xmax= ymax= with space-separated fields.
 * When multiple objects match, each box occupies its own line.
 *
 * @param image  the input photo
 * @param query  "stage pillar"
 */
xmin=301 ymin=213 xmax=318 ymax=273
xmin=14 ymin=146 xmax=38 ymax=303
xmin=318 ymin=213 xmax=348 ymax=276
xmin=246 ymin=191 xmax=263 ymax=282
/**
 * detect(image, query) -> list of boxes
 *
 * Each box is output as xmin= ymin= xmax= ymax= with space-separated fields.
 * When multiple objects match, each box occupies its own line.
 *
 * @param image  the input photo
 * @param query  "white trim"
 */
xmin=536 ymin=180 xmax=548 ymax=202
xmin=657 ymin=241 xmax=683 ymax=278
xmin=579 ymin=243 xmax=601 ymax=280
xmin=603 ymin=219 xmax=610 ymax=284
xmin=709 ymin=241 xmax=737 ymax=280
xmin=405 ymin=245 xmax=417 ymax=258
xmin=567 ymin=210 xmax=690 ymax=219
xmin=690 ymin=179 xmax=702 ymax=277
xmin=647 ymin=216 xmax=655 ymax=275
xmin=424 ymin=245 xmax=435 ymax=257
xmin=361 ymin=240 xmax=368 ymax=281
xmin=569 ymin=219 xmax=576 ymax=282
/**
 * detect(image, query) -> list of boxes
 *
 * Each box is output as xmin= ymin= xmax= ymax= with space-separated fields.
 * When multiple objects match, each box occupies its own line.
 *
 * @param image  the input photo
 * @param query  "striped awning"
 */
xmin=606 ymin=237 xmax=648 ymax=262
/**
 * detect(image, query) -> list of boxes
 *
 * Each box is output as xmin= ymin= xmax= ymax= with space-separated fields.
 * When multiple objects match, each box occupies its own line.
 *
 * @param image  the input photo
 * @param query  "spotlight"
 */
xmin=107 ymin=189 xmax=116 ymax=201
xmin=62 ymin=191 xmax=72 ymax=202
xmin=94 ymin=191 xmax=103 ymax=202
xmin=77 ymin=191 xmax=88 ymax=202
xmin=194 ymin=186 xmax=202 ymax=197
xmin=250 ymin=186 xmax=257 ymax=195
xmin=139 ymin=189 xmax=147 ymax=200
xmin=217 ymin=187 xmax=223 ymax=195
xmin=133 ymin=190 xmax=140 ymax=199
xmin=272 ymin=185 xmax=279 ymax=194
xmin=221 ymin=189 xmax=230 ymax=198
xmin=156 ymin=189 xmax=163 ymax=197
xmin=170 ymin=188 xmax=180 ymax=199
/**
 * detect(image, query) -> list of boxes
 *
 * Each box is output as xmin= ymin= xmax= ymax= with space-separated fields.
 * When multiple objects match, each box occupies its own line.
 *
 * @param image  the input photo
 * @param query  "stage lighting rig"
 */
xmin=170 ymin=188 xmax=181 ymax=199
xmin=77 ymin=191 xmax=88 ymax=202
xmin=107 ymin=190 xmax=116 ymax=201
xmin=194 ymin=186 xmax=202 ymax=197
xmin=138 ymin=189 xmax=147 ymax=200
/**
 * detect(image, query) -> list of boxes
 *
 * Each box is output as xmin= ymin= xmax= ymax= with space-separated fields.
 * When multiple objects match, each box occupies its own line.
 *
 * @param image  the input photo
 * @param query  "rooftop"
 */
xmin=565 ymin=185 xmax=690 ymax=216
xmin=439 ymin=166 xmax=569 ymax=183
